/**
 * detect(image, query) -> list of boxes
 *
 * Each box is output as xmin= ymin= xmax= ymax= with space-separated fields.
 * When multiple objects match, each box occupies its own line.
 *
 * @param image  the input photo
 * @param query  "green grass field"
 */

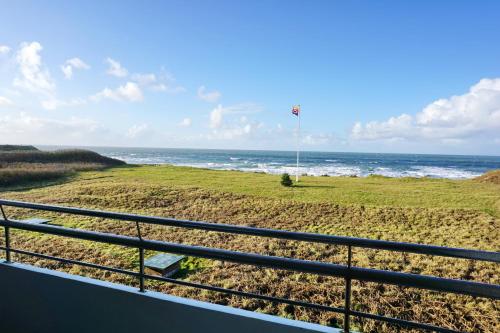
xmin=0 ymin=165 xmax=499 ymax=332
xmin=84 ymin=165 xmax=500 ymax=217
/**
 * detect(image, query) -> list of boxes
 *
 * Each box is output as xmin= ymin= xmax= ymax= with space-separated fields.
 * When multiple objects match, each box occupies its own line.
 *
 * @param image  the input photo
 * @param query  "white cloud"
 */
xmin=61 ymin=57 xmax=90 ymax=79
xmin=131 ymin=72 xmax=186 ymax=94
xmin=209 ymin=105 xmax=224 ymax=128
xmin=302 ymin=133 xmax=337 ymax=145
xmin=131 ymin=73 xmax=156 ymax=86
xmin=351 ymin=114 xmax=414 ymax=140
xmin=351 ymin=78 xmax=500 ymax=143
xmin=0 ymin=112 xmax=108 ymax=145
xmin=152 ymin=84 xmax=186 ymax=94
xmin=13 ymin=42 xmax=55 ymax=95
xmin=0 ymin=96 xmax=13 ymax=107
xmin=41 ymin=97 xmax=87 ymax=110
xmin=198 ymin=85 xmax=221 ymax=103
xmin=60 ymin=66 xmax=72 ymax=80
xmin=209 ymin=103 xmax=263 ymax=129
xmin=179 ymin=118 xmax=192 ymax=127
xmin=126 ymin=123 xmax=149 ymax=138
xmin=105 ymin=57 xmax=128 ymax=77
xmin=206 ymin=104 xmax=264 ymax=140
xmin=91 ymin=82 xmax=143 ymax=102
xmin=208 ymin=123 xmax=259 ymax=140
xmin=0 ymin=45 xmax=10 ymax=54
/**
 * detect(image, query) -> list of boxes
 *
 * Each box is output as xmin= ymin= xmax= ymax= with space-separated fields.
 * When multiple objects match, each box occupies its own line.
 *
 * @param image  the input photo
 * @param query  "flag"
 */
xmin=292 ymin=105 xmax=300 ymax=116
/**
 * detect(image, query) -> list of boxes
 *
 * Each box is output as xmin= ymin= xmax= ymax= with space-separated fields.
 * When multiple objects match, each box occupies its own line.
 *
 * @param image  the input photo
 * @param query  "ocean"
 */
xmin=65 ymin=147 xmax=500 ymax=180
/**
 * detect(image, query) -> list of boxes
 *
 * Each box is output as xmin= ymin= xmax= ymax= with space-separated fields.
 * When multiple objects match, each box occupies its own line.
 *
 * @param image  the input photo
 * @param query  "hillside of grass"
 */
xmin=475 ymin=169 xmax=500 ymax=185
xmin=0 ymin=149 xmax=125 ymax=187
xmin=0 ymin=144 xmax=39 ymax=152
xmin=0 ymin=149 xmax=125 ymax=165
xmin=0 ymin=164 xmax=498 ymax=332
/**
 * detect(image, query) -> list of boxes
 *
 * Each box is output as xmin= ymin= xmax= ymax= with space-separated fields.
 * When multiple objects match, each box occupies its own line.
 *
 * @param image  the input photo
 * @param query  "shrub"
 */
xmin=280 ymin=173 xmax=293 ymax=187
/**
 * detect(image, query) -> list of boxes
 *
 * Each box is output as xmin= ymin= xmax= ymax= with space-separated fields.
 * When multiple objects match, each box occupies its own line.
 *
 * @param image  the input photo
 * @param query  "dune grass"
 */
xmin=0 ymin=144 xmax=38 ymax=152
xmin=0 ymin=149 xmax=125 ymax=187
xmin=0 ymin=164 xmax=499 ymax=332
xmin=0 ymin=149 xmax=125 ymax=165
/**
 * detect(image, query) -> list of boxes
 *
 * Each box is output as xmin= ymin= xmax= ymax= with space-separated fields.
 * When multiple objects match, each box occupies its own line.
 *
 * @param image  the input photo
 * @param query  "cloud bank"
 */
xmin=351 ymin=78 xmax=500 ymax=145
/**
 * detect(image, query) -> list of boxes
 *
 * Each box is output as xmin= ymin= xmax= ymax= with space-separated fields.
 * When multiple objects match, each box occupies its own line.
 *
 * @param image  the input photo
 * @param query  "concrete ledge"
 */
xmin=0 ymin=260 xmax=338 ymax=333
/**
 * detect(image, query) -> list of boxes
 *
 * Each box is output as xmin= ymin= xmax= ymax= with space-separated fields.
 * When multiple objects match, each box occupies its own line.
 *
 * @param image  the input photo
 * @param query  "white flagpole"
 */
xmin=296 ymin=105 xmax=300 ymax=182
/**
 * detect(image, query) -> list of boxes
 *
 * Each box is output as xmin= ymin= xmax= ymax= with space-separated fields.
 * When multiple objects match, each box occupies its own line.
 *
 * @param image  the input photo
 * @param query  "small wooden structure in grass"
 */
xmin=144 ymin=253 xmax=185 ymax=277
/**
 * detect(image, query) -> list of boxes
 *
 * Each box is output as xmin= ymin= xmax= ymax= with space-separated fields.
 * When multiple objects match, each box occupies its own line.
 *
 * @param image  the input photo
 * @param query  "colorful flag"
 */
xmin=292 ymin=105 xmax=300 ymax=116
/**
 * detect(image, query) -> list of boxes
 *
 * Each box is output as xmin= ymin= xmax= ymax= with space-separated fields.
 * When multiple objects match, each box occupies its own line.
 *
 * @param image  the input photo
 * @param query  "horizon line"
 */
xmin=33 ymin=144 xmax=500 ymax=158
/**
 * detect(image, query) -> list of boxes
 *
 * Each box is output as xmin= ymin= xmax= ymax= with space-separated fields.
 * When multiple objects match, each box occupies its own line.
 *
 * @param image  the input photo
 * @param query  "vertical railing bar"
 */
xmin=0 ymin=205 xmax=10 ymax=262
xmin=135 ymin=221 xmax=145 ymax=292
xmin=344 ymin=245 xmax=352 ymax=333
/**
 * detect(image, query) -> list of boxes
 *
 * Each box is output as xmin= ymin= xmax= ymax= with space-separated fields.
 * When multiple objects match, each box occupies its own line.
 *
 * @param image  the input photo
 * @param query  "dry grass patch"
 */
xmin=475 ymin=170 xmax=500 ymax=185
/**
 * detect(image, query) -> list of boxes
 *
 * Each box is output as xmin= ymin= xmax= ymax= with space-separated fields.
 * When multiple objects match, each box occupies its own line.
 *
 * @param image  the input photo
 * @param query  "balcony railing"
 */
xmin=0 ymin=199 xmax=499 ymax=333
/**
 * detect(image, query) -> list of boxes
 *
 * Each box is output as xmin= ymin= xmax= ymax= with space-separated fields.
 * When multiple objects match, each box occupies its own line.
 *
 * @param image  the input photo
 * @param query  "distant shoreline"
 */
xmin=4 ymin=145 xmax=499 ymax=180
xmin=36 ymin=144 xmax=500 ymax=158
xmin=66 ymin=146 xmax=500 ymax=180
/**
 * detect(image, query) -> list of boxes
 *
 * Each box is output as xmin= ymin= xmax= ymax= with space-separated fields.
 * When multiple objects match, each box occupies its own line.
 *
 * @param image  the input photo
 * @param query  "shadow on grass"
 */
xmin=0 ymin=165 xmax=136 ymax=194
xmin=0 ymin=174 xmax=77 ymax=193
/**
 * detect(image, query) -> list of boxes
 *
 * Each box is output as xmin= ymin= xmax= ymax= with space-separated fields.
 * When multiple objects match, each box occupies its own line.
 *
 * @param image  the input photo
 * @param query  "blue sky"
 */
xmin=1 ymin=1 xmax=500 ymax=155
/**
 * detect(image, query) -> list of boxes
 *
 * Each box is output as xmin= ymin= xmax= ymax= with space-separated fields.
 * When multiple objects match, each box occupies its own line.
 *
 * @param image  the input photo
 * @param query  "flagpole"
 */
xmin=296 ymin=105 xmax=300 ymax=182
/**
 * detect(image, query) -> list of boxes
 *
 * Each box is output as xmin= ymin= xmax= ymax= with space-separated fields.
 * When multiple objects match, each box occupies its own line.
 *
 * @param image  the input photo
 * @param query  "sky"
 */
xmin=1 ymin=1 xmax=500 ymax=155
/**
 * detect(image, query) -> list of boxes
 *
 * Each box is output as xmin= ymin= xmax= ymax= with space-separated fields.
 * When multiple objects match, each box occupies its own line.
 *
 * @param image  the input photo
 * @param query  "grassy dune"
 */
xmin=0 ymin=165 xmax=499 ymax=332
xmin=0 ymin=144 xmax=38 ymax=152
xmin=0 ymin=149 xmax=125 ymax=187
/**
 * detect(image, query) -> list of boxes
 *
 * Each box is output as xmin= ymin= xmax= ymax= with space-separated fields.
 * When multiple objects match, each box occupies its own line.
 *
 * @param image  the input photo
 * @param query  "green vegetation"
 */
xmin=0 ymin=149 xmax=125 ymax=187
xmin=0 ymin=144 xmax=39 ymax=152
xmin=82 ymin=165 xmax=500 ymax=217
xmin=0 ymin=164 xmax=498 ymax=332
xmin=0 ymin=149 xmax=125 ymax=165
xmin=280 ymin=173 xmax=293 ymax=187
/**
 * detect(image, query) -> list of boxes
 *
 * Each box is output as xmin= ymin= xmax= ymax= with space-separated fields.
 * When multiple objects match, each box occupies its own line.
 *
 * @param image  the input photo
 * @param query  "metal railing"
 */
xmin=0 ymin=199 xmax=498 ymax=333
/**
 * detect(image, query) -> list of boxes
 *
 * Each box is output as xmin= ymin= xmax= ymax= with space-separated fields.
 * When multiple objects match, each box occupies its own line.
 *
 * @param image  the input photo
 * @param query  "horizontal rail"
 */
xmin=0 ymin=246 xmax=345 ymax=314
xmin=0 ymin=246 xmax=460 ymax=333
xmin=0 ymin=246 xmax=139 ymax=277
xmin=350 ymin=310 xmax=459 ymax=333
xmin=0 ymin=199 xmax=498 ymax=263
xmin=1 ymin=219 xmax=499 ymax=300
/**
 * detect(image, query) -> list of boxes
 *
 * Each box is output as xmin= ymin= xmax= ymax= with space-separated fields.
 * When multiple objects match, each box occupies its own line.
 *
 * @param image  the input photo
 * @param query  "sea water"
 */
xmin=71 ymin=147 xmax=500 ymax=180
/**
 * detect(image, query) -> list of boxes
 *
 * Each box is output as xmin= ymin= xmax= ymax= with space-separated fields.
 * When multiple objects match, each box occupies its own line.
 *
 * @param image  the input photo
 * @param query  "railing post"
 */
xmin=0 ymin=205 xmax=10 ymax=262
xmin=344 ymin=245 xmax=352 ymax=333
xmin=135 ymin=221 xmax=145 ymax=292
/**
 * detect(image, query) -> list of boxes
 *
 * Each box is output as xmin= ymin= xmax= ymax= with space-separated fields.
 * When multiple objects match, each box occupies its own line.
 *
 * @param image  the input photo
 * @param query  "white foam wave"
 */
xmin=108 ymin=155 xmax=483 ymax=179
xmin=406 ymin=166 xmax=481 ymax=179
